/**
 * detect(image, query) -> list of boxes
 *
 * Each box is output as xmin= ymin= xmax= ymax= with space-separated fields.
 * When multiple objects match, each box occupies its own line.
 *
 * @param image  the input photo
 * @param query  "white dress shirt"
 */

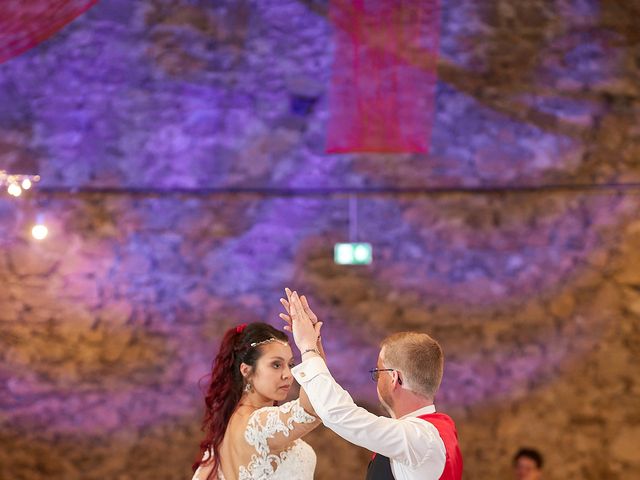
xmin=292 ymin=356 xmax=446 ymax=480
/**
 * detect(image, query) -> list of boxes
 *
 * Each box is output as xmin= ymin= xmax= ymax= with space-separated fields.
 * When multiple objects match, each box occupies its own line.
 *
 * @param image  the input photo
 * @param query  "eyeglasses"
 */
xmin=368 ymin=368 xmax=402 ymax=384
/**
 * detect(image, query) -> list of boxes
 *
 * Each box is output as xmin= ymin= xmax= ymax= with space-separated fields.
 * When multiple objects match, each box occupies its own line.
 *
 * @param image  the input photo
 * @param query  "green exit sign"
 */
xmin=334 ymin=243 xmax=373 ymax=265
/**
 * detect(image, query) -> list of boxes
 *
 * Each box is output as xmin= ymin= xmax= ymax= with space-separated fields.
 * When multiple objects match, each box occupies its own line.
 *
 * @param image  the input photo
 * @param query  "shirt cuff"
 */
xmin=292 ymin=355 xmax=330 ymax=384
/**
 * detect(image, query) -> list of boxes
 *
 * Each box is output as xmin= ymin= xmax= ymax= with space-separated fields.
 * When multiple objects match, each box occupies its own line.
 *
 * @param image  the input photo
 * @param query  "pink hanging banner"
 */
xmin=326 ymin=0 xmax=440 ymax=154
xmin=0 ymin=0 xmax=99 ymax=65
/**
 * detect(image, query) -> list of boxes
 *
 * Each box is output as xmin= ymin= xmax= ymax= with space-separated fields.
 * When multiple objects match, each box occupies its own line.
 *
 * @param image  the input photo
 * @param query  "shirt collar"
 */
xmin=400 ymin=404 xmax=436 ymax=419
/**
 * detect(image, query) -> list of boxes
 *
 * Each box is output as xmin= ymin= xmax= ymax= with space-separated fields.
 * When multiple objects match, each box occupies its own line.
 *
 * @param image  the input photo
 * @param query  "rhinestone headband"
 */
xmin=250 ymin=338 xmax=289 ymax=348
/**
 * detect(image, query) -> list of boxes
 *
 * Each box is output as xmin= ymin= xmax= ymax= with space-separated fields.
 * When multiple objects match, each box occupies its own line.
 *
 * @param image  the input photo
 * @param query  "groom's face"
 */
xmin=376 ymin=349 xmax=395 ymax=416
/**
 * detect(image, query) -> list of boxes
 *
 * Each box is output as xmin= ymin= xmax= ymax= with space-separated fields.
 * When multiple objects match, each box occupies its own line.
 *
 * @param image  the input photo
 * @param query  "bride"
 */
xmin=192 ymin=299 xmax=324 ymax=480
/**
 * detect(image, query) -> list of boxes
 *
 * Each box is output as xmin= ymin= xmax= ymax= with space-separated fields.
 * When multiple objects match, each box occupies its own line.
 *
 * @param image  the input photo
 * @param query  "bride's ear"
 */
xmin=240 ymin=362 xmax=252 ymax=379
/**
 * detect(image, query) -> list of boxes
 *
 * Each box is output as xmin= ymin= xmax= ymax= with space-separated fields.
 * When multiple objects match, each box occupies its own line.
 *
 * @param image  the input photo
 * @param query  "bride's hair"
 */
xmin=192 ymin=322 xmax=289 ymax=478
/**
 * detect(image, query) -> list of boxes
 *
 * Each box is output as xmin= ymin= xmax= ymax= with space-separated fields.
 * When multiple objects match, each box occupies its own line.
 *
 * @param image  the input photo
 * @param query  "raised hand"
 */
xmin=279 ymin=288 xmax=318 ymax=331
xmin=281 ymin=288 xmax=322 ymax=353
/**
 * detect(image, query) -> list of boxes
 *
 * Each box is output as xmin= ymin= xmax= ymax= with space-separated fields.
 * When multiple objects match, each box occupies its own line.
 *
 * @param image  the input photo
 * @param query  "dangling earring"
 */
xmin=244 ymin=382 xmax=253 ymax=393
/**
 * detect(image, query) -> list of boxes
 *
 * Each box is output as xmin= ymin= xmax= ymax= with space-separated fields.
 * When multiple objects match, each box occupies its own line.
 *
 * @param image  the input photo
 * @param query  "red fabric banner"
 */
xmin=327 ymin=0 xmax=440 ymax=154
xmin=0 ymin=0 xmax=99 ymax=65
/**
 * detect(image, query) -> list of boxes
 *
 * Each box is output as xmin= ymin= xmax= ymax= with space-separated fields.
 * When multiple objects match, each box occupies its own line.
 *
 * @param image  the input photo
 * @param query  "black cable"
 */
xmin=34 ymin=182 xmax=640 ymax=198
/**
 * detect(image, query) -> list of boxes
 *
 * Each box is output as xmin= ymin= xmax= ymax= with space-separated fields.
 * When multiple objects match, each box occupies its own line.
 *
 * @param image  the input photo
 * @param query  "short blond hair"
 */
xmin=381 ymin=332 xmax=443 ymax=398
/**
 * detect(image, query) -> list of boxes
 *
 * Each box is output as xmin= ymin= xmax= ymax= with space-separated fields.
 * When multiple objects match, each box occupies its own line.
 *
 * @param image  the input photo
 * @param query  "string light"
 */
xmin=31 ymin=214 xmax=48 ymax=240
xmin=7 ymin=183 xmax=22 ymax=197
xmin=1 ymin=170 xmax=40 ymax=197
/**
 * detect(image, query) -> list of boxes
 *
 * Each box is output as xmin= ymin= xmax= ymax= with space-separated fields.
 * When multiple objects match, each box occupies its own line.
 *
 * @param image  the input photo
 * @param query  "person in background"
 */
xmin=513 ymin=448 xmax=543 ymax=480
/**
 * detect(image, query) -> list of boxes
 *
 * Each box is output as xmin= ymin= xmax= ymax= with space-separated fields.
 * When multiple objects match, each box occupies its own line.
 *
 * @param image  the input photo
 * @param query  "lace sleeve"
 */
xmin=245 ymin=398 xmax=319 ymax=455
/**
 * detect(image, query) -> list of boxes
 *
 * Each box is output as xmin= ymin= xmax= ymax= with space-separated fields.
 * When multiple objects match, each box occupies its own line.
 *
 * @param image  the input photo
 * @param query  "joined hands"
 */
xmin=279 ymin=288 xmax=323 ymax=355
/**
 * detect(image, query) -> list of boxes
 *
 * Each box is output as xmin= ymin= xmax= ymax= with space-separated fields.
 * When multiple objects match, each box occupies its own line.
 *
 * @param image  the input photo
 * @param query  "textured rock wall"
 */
xmin=1 ymin=1 xmax=639 ymax=479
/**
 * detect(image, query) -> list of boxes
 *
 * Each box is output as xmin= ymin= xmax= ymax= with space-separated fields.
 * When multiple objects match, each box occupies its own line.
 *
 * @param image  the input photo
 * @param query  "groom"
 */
xmin=282 ymin=290 xmax=462 ymax=480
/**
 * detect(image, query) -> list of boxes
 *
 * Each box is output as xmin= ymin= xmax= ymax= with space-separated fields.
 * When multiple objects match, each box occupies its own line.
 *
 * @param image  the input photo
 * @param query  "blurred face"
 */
xmin=514 ymin=456 xmax=541 ymax=480
xmin=376 ymin=349 xmax=395 ymax=416
xmin=249 ymin=342 xmax=295 ymax=402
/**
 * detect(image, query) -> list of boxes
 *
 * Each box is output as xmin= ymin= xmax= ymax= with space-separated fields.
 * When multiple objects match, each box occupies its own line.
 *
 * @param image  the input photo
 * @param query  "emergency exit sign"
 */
xmin=334 ymin=243 xmax=373 ymax=265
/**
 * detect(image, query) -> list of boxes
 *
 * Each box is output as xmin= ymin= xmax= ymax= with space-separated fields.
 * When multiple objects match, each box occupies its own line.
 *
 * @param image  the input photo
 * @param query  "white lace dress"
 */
xmin=193 ymin=399 xmax=317 ymax=480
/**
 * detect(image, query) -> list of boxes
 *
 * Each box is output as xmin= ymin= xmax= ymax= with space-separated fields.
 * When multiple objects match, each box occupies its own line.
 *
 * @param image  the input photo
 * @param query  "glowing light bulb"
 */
xmin=7 ymin=183 xmax=22 ymax=197
xmin=21 ymin=178 xmax=32 ymax=190
xmin=32 ymin=223 xmax=48 ymax=240
xmin=31 ymin=213 xmax=49 ymax=240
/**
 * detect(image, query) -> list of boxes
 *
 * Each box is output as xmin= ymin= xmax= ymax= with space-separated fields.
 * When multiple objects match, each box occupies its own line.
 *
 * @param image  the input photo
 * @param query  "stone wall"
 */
xmin=1 ymin=1 xmax=639 ymax=479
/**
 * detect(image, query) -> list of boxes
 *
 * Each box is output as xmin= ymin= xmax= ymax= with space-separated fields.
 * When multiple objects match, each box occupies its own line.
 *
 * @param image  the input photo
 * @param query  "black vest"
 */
xmin=366 ymin=454 xmax=394 ymax=480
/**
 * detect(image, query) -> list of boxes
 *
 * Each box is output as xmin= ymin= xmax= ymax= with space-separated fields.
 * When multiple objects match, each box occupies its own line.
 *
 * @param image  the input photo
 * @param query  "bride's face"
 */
xmin=252 ymin=342 xmax=296 ymax=402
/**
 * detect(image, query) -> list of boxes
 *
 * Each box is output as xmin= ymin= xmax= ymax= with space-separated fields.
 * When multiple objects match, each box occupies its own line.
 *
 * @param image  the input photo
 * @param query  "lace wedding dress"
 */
xmin=193 ymin=399 xmax=317 ymax=480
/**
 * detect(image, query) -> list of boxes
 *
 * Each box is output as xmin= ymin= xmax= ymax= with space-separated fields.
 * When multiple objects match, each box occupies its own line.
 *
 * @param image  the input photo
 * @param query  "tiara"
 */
xmin=250 ymin=338 xmax=289 ymax=348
